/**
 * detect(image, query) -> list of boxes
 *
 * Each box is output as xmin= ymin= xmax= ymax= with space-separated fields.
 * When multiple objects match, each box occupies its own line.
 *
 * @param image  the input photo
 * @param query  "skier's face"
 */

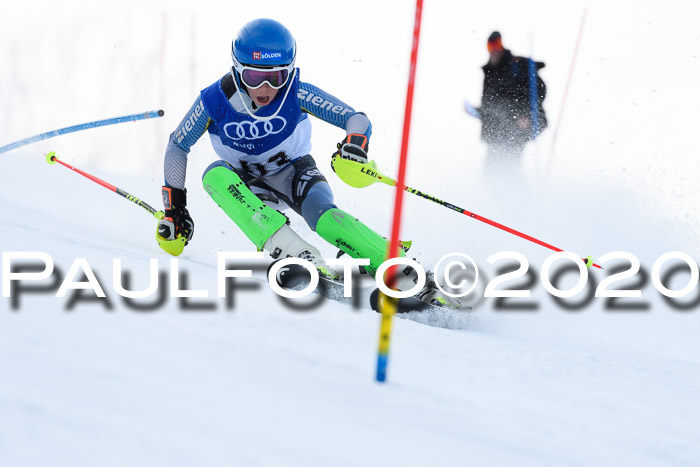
xmin=247 ymin=83 xmax=279 ymax=107
xmin=489 ymin=50 xmax=504 ymax=66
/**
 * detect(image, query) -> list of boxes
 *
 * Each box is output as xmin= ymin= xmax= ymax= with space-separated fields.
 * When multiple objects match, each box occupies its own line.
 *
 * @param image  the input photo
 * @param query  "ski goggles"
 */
xmin=233 ymin=63 xmax=294 ymax=90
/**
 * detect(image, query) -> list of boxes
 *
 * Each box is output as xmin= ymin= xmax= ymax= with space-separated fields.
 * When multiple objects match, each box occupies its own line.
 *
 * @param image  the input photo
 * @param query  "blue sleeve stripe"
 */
xmin=170 ymin=96 xmax=211 ymax=152
xmin=297 ymin=82 xmax=357 ymax=129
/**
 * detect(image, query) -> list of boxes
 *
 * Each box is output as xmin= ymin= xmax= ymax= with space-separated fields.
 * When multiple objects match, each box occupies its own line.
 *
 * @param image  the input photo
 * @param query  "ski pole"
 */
xmin=0 ymin=110 xmax=164 ymax=154
xmin=332 ymin=155 xmax=602 ymax=269
xmin=45 ymin=152 xmax=164 ymax=220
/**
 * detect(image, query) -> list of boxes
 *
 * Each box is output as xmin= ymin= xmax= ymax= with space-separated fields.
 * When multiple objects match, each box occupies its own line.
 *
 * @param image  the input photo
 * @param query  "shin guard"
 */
xmin=315 ymin=208 xmax=403 ymax=277
xmin=202 ymin=165 xmax=287 ymax=249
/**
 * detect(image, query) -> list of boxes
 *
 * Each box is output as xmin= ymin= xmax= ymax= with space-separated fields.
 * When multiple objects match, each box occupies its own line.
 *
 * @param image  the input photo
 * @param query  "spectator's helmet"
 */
xmin=231 ymin=19 xmax=296 ymax=89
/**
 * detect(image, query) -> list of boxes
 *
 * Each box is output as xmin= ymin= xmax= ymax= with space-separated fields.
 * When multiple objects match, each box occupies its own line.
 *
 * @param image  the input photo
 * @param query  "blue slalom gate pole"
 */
xmin=528 ymin=59 xmax=540 ymax=139
xmin=0 ymin=109 xmax=164 ymax=155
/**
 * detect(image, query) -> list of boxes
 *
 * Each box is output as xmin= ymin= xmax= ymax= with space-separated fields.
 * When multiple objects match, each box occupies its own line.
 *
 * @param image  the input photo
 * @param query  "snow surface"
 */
xmin=2 ymin=1 xmax=700 ymax=466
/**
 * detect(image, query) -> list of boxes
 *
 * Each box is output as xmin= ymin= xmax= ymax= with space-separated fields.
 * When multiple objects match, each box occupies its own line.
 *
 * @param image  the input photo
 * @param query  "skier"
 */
xmin=155 ymin=18 xmax=464 ymax=309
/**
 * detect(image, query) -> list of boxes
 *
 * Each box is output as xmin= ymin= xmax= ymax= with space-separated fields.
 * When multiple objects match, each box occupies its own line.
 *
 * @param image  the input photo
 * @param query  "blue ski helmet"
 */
xmin=232 ymin=19 xmax=296 ymax=68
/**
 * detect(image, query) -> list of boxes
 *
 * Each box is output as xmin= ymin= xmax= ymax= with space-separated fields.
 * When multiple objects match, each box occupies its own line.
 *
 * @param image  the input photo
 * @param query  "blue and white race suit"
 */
xmin=163 ymin=68 xmax=371 ymax=228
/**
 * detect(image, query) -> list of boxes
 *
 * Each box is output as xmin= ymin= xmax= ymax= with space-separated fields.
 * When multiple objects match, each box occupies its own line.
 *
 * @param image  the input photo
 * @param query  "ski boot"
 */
xmin=414 ymin=271 xmax=468 ymax=310
xmin=392 ymin=265 xmax=468 ymax=311
xmin=263 ymin=224 xmax=339 ymax=280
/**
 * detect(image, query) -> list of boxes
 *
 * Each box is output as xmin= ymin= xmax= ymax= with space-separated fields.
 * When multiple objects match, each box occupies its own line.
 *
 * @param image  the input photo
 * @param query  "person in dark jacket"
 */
xmin=479 ymin=31 xmax=547 ymax=164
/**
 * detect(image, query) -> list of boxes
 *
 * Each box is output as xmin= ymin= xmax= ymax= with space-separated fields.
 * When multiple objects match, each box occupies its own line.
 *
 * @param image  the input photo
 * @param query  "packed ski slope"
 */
xmin=2 ymin=1 xmax=700 ymax=466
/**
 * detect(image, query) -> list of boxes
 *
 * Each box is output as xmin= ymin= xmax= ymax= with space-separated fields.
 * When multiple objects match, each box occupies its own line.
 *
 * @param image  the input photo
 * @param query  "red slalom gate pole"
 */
xmin=546 ymin=9 xmax=588 ymax=169
xmin=376 ymin=0 xmax=424 ymax=383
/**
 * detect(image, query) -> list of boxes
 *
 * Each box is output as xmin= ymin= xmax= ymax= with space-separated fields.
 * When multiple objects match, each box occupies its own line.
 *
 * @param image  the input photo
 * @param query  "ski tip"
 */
xmin=45 ymin=151 xmax=57 ymax=165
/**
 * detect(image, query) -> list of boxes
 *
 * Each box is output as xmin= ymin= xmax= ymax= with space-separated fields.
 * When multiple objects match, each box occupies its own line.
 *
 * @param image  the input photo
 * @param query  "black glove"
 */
xmin=334 ymin=133 xmax=369 ymax=163
xmin=158 ymin=186 xmax=194 ymax=245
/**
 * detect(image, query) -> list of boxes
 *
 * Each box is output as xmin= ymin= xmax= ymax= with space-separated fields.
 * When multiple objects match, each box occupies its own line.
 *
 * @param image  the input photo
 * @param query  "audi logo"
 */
xmin=223 ymin=116 xmax=288 ymax=141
